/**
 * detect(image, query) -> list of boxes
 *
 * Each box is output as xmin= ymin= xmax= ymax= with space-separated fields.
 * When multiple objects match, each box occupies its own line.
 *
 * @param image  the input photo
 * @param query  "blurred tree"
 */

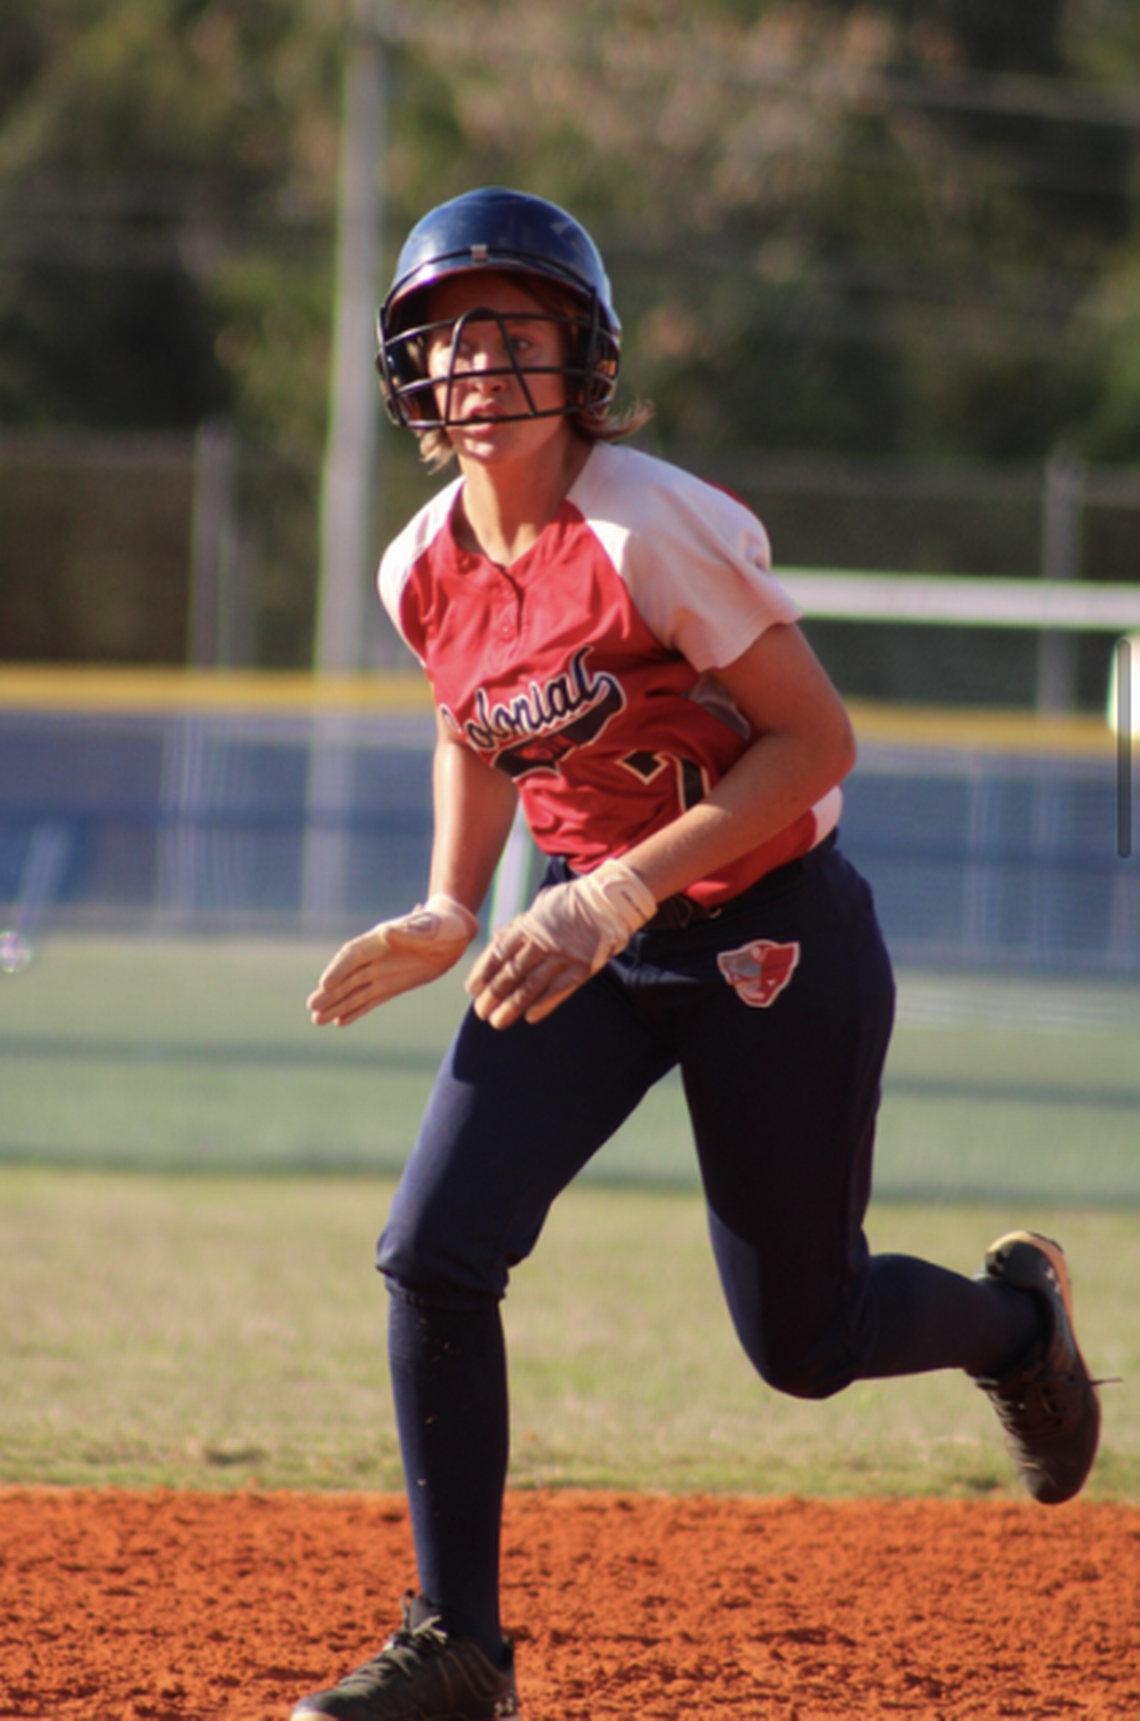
xmin=388 ymin=0 xmax=1140 ymax=461
xmin=0 ymin=0 xmax=341 ymax=440
xmin=1 ymin=0 xmax=1138 ymax=461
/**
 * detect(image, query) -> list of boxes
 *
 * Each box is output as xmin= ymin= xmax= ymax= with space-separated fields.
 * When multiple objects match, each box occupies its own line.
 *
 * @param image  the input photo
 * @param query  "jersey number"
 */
xmin=622 ymin=750 xmax=709 ymax=813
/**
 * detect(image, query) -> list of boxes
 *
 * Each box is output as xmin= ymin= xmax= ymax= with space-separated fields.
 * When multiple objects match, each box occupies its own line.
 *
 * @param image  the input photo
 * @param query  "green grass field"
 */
xmin=4 ymin=935 xmax=1140 ymax=1198
xmin=2 ymin=934 xmax=1138 ymax=1498
xmin=0 ymin=1172 xmax=1136 ymax=1499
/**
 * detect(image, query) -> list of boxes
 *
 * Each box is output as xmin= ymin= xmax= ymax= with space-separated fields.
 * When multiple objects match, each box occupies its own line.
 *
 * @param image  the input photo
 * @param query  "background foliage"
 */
xmin=3 ymin=0 xmax=1140 ymax=463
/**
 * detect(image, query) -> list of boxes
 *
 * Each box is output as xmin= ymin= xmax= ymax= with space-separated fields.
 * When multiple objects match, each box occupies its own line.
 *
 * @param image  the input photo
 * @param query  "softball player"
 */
xmin=296 ymin=188 xmax=1100 ymax=1721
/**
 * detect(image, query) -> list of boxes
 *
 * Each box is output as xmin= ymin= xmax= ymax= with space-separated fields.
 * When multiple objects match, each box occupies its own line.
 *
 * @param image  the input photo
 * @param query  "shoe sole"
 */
xmin=986 ymin=1230 xmax=1073 ymax=1321
xmin=983 ymin=1229 xmax=1100 ymax=1505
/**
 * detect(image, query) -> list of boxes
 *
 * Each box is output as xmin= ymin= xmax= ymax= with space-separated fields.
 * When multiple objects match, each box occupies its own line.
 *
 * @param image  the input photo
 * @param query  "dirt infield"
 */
xmin=2 ymin=1489 xmax=1137 ymax=1719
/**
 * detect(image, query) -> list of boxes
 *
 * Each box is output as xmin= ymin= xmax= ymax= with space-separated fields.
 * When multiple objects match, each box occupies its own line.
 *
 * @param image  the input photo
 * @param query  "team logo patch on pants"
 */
xmin=717 ymin=938 xmax=800 ymax=1007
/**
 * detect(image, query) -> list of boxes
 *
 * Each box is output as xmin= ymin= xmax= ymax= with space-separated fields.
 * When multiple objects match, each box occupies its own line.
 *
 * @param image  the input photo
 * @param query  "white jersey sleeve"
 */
xmin=378 ymin=476 xmax=464 ymax=663
xmin=567 ymin=444 xmax=800 ymax=671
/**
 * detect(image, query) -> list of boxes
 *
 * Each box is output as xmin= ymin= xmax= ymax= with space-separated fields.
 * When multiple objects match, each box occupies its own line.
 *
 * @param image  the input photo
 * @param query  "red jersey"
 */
xmin=380 ymin=444 xmax=840 ymax=906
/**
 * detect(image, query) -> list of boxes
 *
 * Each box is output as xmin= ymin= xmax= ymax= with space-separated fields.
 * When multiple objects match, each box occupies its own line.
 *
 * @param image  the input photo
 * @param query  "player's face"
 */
xmin=422 ymin=274 xmax=573 ymax=467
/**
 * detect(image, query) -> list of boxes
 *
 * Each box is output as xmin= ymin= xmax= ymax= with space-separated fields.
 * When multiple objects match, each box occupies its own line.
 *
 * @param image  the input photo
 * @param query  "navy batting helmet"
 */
xmin=377 ymin=187 xmax=622 ymax=431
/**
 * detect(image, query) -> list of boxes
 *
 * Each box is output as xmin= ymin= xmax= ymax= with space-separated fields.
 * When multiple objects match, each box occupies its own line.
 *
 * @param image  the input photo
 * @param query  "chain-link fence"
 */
xmin=4 ymin=429 xmax=1139 ymax=709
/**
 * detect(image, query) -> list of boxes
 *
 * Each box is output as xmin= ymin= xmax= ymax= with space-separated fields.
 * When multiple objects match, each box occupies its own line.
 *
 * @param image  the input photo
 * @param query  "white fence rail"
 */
xmin=779 ymin=570 xmax=1140 ymax=632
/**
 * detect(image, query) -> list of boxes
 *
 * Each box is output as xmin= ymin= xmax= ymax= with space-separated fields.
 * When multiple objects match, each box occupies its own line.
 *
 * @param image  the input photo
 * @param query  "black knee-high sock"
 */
xmin=387 ymin=1291 xmax=508 ymax=1663
xmin=859 ymin=1253 xmax=1043 ymax=1379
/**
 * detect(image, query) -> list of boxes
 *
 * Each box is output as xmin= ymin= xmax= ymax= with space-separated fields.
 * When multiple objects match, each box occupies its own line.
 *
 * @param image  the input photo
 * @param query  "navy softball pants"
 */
xmin=375 ymin=837 xmax=1039 ymax=1657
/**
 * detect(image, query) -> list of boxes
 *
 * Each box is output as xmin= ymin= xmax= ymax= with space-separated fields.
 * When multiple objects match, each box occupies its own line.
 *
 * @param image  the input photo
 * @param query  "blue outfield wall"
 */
xmin=0 ymin=702 xmax=1137 ymax=977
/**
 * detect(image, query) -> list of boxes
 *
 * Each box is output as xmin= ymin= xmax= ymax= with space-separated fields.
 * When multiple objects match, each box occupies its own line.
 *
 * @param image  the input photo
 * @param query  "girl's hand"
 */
xmin=308 ymin=895 xmax=479 ymax=1028
xmin=466 ymin=860 xmax=656 ymax=1030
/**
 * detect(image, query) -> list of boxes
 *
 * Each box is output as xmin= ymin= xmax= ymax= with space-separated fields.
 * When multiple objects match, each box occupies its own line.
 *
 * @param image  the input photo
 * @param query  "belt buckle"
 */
xmin=661 ymin=893 xmax=721 ymax=930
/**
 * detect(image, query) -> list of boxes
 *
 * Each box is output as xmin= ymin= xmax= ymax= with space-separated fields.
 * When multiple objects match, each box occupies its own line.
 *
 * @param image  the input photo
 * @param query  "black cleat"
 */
xmin=292 ymin=1595 xmax=519 ymax=1721
xmin=974 ymin=1230 xmax=1100 ymax=1506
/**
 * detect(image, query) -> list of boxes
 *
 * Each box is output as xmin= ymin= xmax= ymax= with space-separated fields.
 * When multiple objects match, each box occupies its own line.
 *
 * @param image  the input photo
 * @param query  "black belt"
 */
xmin=643 ymin=830 xmax=838 ymax=932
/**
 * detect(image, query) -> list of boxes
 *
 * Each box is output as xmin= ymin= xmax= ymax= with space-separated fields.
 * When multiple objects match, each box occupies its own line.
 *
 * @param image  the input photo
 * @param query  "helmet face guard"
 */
xmin=377 ymin=188 xmax=621 ymax=432
xmin=378 ymin=298 xmax=619 ymax=432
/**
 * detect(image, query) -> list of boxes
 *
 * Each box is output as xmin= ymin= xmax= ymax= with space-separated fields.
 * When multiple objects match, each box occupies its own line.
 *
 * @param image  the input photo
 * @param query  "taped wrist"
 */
xmin=575 ymin=860 xmax=657 ymax=965
xmin=522 ymin=859 xmax=656 ymax=972
xmin=418 ymin=894 xmax=480 ymax=944
xmin=376 ymin=894 xmax=479 ymax=956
